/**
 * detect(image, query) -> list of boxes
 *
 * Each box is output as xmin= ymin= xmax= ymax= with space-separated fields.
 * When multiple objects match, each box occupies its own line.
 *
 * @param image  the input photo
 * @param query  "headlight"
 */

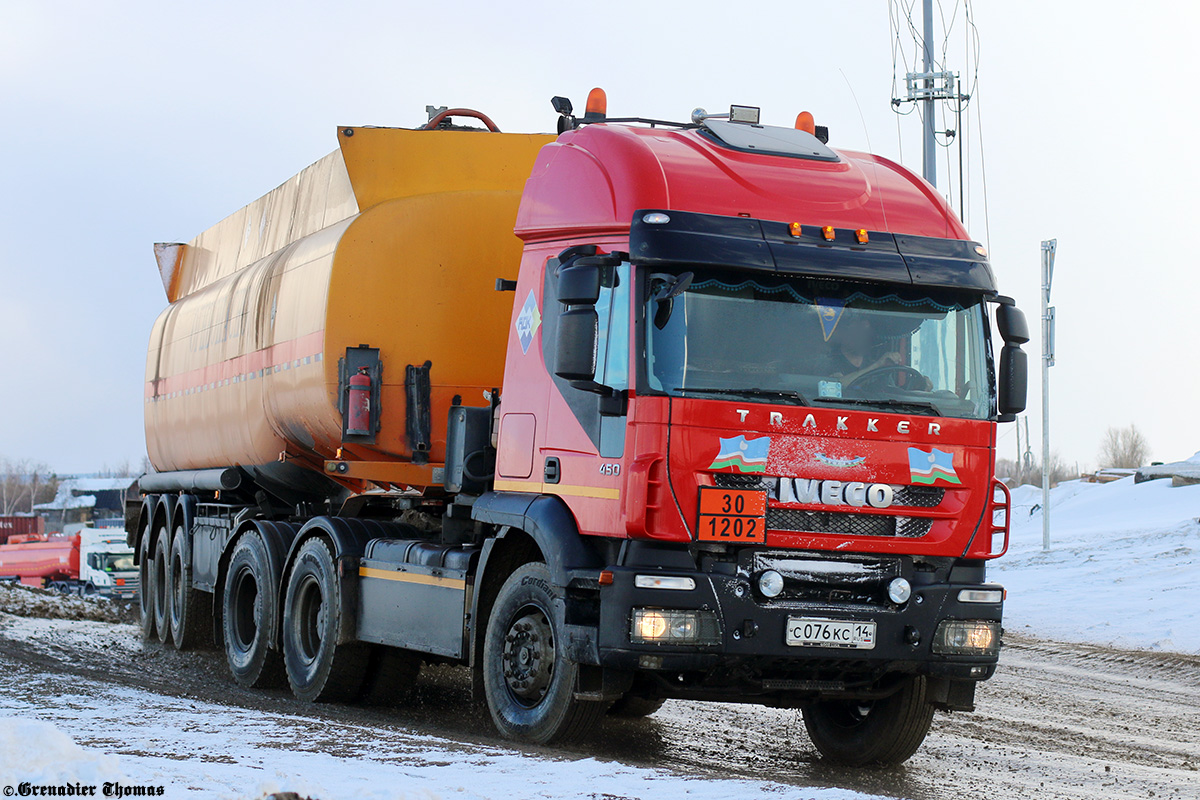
xmin=631 ymin=608 xmax=721 ymax=645
xmin=757 ymin=570 xmax=784 ymax=598
xmin=932 ymin=620 xmax=1001 ymax=655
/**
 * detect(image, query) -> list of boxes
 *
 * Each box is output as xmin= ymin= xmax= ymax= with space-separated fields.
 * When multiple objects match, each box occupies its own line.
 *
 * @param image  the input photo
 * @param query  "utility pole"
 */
xmin=1041 ymin=239 xmax=1057 ymax=551
xmin=922 ymin=0 xmax=937 ymax=187
xmin=897 ymin=0 xmax=961 ymax=191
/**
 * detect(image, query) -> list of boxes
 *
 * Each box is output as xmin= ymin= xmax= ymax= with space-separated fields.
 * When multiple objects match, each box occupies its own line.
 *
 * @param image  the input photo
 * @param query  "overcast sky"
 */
xmin=1 ymin=0 xmax=1197 ymax=475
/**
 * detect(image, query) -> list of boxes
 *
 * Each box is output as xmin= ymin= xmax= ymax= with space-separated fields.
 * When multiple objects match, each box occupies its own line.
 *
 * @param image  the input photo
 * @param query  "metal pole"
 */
xmin=1041 ymin=239 xmax=1057 ymax=551
xmin=922 ymin=0 xmax=937 ymax=187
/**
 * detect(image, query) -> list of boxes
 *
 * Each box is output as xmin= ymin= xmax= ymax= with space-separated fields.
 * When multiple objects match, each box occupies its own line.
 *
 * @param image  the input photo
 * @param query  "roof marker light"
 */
xmin=794 ymin=111 xmax=816 ymax=134
xmin=643 ymin=212 xmax=670 ymax=225
xmin=856 ymin=229 xmax=869 ymax=244
xmin=585 ymin=87 xmax=607 ymax=119
xmin=789 ymin=222 xmax=803 ymax=238
xmin=822 ymin=225 xmax=835 ymax=241
xmin=975 ymin=244 xmax=988 ymax=257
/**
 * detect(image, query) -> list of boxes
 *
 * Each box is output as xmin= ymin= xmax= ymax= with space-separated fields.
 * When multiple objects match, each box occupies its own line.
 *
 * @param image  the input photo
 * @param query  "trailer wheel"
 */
xmin=222 ymin=532 xmax=285 ymax=688
xmin=138 ymin=529 xmax=156 ymax=640
xmin=482 ymin=562 xmax=606 ymax=744
xmin=169 ymin=522 xmax=212 ymax=651
xmin=607 ymin=695 xmax=666 ymax=718
xmin=282 ymin=538 xmax=369 ymax=702
xmin=802 ymin=675 xmax=935 ymax=767
xmin=152 ymin=526 xmax=172 ymax=646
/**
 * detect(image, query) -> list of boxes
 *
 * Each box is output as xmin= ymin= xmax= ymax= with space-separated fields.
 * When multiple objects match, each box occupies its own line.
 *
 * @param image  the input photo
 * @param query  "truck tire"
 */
xmin=801 ymin=675 xmax=935 ymax=767
xmin=359 ymin=645 xmax=422 ymax=707
xmin=169 ymin=522 xmax=212 ymax=651
xmin=138 ymin=530 xmax=156 ymax=640
xmin=282 ymin=538 xmax=369 ymax=703
xmin=607 ymin=695 xmax=665 ymax=718
xmin=152 ymin=526 xmax=173 ymax=646
xmin=222 ymin=532 xmax=285 ymax=688
xmin=482 ymin=562 xmax=606 ymax=744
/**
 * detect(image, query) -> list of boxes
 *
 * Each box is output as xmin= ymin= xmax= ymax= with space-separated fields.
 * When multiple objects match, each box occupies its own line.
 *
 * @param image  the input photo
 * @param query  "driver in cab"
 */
xmin=821 ymin=312 xmax=932 ymax=390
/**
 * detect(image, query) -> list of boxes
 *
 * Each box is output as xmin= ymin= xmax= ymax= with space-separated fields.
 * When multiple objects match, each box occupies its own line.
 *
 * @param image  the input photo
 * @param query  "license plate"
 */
xmin=785 ymin=617 xmax=876 ymax=649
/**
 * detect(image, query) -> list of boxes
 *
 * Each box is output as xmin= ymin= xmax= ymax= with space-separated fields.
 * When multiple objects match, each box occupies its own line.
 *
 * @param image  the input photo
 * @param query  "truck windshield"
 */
xmin=644 ymin=272 xmax=991 ymax=419
xmin=103 ymin=553 xmax=135 ymax=572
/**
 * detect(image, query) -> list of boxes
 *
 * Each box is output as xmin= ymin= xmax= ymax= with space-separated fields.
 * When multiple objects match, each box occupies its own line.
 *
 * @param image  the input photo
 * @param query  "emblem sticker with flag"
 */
xmin=908 ymin=447 xmax=961 ymax=485
xmin=709 ymin=436 xmax=771 ymax=473
xmin=814 ymin=298 xmax=846 ymax=342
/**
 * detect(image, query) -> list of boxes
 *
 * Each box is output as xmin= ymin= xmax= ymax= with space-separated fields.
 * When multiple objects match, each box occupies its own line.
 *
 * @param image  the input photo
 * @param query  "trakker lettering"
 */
xmin=750 ymin=409 xmax=943 ymax=436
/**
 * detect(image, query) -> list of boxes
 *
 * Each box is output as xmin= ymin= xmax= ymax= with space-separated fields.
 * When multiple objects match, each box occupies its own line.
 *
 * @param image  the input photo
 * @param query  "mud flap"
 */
xmin=926 ymin=677 xmax=977 ymax=711
xmin=336 ymin=555 xmax=360 ymax=646
xmin=573 ymin=664 xmax=633 ymax=702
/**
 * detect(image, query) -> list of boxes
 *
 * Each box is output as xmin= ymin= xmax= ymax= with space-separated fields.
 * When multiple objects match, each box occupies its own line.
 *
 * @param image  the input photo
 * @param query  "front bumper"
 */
xmin=585 ymin=546 xmax=1002 ymax=697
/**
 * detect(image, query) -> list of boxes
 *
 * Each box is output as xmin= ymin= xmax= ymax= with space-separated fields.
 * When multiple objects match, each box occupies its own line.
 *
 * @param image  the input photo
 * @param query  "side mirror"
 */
xmin=554 ymin=306 xmax=598 ymax=381
xmin=995 ymin=301 xmax=1030 ymax=345
xmin=557 ymin=264 xmax=602 ymax=305
xmin=997 ymin=343 xmax=1028 ymax=421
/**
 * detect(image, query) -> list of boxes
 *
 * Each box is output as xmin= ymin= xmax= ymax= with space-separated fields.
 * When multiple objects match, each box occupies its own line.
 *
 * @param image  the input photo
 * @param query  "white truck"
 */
xmin=79 ymin=529 xmax=138 ymax=599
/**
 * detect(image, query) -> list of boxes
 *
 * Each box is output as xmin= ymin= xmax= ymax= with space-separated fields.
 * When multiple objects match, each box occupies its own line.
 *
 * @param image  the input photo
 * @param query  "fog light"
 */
xmin=631 ymin=608 xmax=721 ymax=645
xmin=635 ymin=575 xmax=696 ymax=591
xmin=887 ymin=577 xmax=912 ymax=604
xmin=932 ymin=620 xmax=1001 ymax=655
xmin=958 ymin=588 xmax=1004 ymax=604
xmin=757 ymin=570 xmax=784 ymax=598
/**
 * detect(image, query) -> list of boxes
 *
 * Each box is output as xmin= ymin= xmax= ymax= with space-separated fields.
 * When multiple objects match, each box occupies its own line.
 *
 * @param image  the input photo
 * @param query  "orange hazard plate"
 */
xmin=697 ymin=487 xmax=768 ymax=543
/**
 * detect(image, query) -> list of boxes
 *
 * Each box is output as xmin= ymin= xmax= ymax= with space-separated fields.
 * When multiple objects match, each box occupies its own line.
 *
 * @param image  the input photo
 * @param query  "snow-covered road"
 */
xmin=2 ymin=615 xmax=1198 ymax=800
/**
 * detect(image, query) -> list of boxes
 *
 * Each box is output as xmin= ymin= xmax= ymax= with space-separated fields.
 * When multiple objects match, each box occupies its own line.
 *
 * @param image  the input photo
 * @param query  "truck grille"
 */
xmin=713 ymin=474 xmax=945 ymax=508
xmin=765 ymin=509 xmax=933 ymax=538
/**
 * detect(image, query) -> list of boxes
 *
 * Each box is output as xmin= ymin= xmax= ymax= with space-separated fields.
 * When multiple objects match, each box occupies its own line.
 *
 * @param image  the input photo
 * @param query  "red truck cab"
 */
xmin=480 ymin=97 xmax=1029 ymax=763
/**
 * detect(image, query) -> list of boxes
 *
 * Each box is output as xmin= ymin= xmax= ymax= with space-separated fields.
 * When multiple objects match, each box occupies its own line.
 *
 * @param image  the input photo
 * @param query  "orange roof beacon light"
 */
xmin=584 ymin=87 xmax=608 ymax=121
xmin=822 ymin=225 xmax=835 ymax=241
xmin=856 ymin=229 xmax=870 ymax=244
xmin=794 ymin=111 xmax=816 ymax=134
xmin=789 ymin=221 xmax=804 ymax=238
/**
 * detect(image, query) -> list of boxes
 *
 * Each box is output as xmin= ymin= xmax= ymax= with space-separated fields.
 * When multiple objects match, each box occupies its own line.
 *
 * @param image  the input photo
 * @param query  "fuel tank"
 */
xmin=143 ymin=125 xmax=554 ymax=488
xmin=0 ymin=534 xmax=80 ymax=584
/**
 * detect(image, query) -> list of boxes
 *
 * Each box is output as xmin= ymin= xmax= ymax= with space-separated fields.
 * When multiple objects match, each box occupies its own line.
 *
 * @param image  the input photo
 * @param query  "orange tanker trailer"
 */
xmin=144 ymin=115 xmax=553 ymax=490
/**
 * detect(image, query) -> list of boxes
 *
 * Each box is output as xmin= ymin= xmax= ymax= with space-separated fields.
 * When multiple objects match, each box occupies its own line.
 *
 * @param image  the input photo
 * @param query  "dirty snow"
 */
xmin=0 ymin=694 xmax=889 ymax=800
xmin=992 ymin=471 xmax=1200 ymax=654
xmin=0 ymin=619 xmax=889 ymax=800
xmin=0 ymin=582 xmax=128 ymax=623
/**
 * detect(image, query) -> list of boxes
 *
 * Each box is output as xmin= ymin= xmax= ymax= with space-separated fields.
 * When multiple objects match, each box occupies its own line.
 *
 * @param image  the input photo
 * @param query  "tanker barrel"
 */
xmin=138 ymin=468 xmax=244 ymax=494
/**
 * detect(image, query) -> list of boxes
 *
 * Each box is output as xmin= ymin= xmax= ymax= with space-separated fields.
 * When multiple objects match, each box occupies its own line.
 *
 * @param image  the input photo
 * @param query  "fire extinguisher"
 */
xmin=346 ymin=367 xmax=372 ymax=436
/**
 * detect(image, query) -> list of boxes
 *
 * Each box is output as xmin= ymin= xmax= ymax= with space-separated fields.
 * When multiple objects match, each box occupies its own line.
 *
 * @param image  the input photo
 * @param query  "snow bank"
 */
xmin=0 ymin=717 xmax=124 ymax=784
xmin=0 ymin=582 xmax=127 ymax=623
xmin=993 ymin=475 xmax=1200 ymax=654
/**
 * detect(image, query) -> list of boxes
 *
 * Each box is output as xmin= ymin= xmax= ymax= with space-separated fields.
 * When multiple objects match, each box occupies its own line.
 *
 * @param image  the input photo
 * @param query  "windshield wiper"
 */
xmin=678 ymin=387 xmax=810 ymax=406
xmin=811 ymin=396 xmax=943 ymax=416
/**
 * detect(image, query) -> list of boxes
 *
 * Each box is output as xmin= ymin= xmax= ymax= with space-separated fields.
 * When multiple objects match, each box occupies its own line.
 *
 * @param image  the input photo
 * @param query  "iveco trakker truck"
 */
xmin=129 ymin=93 xmax=1029 ymax=765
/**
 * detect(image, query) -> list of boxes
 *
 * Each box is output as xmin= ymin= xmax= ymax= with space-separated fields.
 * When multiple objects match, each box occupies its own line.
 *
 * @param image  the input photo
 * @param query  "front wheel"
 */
xmin=802 ymin=675 xmax=935 ymax=767
xmin=482 ymin=562 xmax=606 ymax=744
